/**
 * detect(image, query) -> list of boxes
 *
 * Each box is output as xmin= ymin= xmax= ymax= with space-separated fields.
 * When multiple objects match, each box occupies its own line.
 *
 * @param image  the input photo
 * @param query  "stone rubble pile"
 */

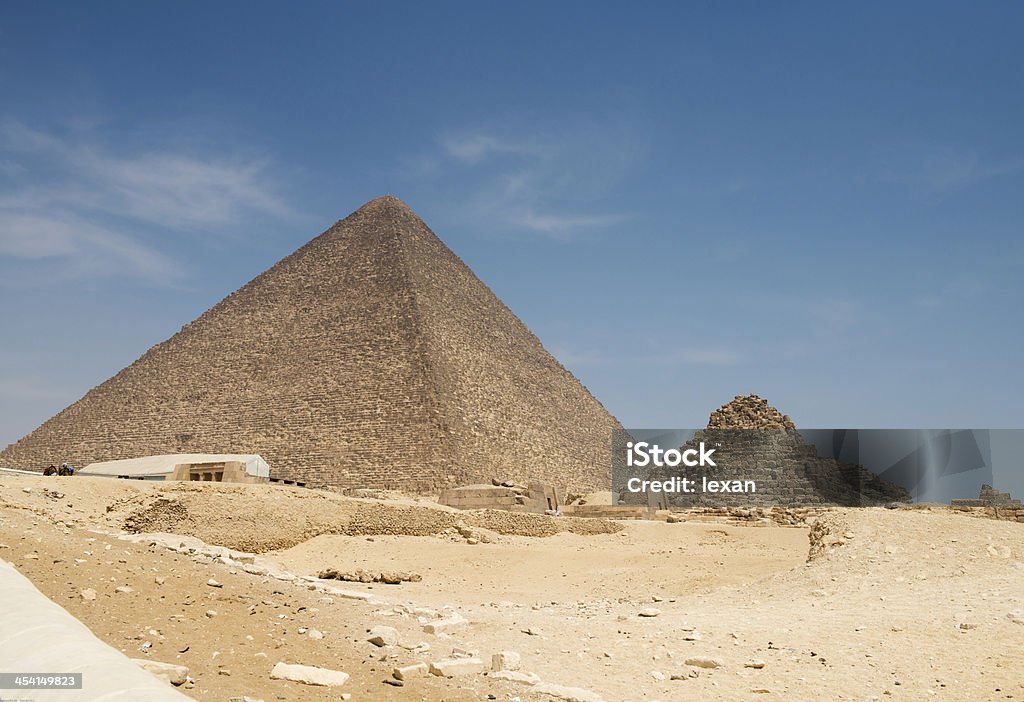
xmin=317 ymin=568 xmax=422 ymax=584
xmin=634 ymin=394 xmax=911 ymax=508
xmin=708 ymin=394 xmax=796 ymax=431
xmin=358 ymin=603 xmax=607 ymax=701
xmin=665 ymin=506 xmax=830 ymax=526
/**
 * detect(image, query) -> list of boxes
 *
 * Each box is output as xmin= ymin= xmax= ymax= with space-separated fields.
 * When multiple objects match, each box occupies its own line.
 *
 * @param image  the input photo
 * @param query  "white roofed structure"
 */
xmin=80 ymin=453 xmax=269 ymax=482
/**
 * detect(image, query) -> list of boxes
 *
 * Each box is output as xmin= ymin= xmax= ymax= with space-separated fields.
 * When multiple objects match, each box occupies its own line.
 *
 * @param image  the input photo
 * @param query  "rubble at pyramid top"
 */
xmin=707 ymin=394 xmax=796 ymax=431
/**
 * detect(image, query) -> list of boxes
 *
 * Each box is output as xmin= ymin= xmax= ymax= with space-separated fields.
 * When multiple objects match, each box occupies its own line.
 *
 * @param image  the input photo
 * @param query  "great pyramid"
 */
xmin=0 ymin=197 xmax=620 ymax=493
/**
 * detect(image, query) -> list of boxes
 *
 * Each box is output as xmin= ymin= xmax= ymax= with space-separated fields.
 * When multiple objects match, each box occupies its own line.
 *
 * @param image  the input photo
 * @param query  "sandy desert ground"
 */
xmin=1 ymin=474 xmax=1022 ymax=702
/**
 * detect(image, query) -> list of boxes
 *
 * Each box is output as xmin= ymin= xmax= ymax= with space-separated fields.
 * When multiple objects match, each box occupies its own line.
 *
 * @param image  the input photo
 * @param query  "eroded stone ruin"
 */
xmin=644 ymin=395 xmax=911 ymax=507
xmin=952 ymin=484 xmax=1021 ymax=508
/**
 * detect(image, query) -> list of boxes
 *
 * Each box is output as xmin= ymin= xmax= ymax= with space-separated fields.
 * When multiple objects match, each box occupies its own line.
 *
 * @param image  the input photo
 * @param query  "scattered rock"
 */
xmin=638 ymin=608 xmax=661 ymax=618
xmin=114 ymin=586 xmax=133 ymax=594
xmin=80 ymin=588 xmax=97 ymax=601
xmin=393 ymin=662 xmax=429 ymax=680
xmin=131 ymin=659 xmax=189 ymax=686
xmin=207 ymin=578 xmax=222 ymax=588
xmin=492 ymin=650 xmax=522 ymax=671
xmin=319 ymin=568 xmax=422 ymax=584
xmin=744 ymin=660 xmax=766 ymax=669
xmin=685 ymin=656 xmax=723 ymax=669
xmin=423 ymin=615 xmax=468 ymax=634
xmin=367 ymin=625 xmax=399 ymax=647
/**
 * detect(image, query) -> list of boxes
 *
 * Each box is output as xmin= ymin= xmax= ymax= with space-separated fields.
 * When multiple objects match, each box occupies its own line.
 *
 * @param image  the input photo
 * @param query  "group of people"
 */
xmin=43 ymin=462 xmax=75 ymax=476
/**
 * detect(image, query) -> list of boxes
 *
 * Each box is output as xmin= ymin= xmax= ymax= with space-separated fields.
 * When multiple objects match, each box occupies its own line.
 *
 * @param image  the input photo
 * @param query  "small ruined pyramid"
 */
xmin=650 ymin=395 xmax=909 ymax=507
xmin=0 ymin=197 xmax=619 ymax=492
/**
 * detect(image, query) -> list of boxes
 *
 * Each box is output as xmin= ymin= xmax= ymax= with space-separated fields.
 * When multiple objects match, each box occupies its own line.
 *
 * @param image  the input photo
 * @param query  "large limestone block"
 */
xmin=270 ymin=661 xmax=349 ymax=687
xmin=428 ymin=657 xmax=485 ymax=677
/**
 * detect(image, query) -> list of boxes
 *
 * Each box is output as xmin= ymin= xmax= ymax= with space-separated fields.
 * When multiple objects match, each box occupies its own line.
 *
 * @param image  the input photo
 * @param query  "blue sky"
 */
xmin=2 ymin=3 xmax=1023 ymax=479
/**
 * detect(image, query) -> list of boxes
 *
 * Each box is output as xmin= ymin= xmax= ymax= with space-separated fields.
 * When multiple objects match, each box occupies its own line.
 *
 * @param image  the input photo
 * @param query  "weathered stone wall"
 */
xmin=0 ymin=197 xmax=619 ymax=494
xmin=438 ymin=481 xmax=561 ymax=513
xmin=952 ymin=505 xmax=1024 ymax=523
xmin=951 ymin=484 xmax=1021 ymax=508
xmin=663 ymin=429 xmax=909 ymax=507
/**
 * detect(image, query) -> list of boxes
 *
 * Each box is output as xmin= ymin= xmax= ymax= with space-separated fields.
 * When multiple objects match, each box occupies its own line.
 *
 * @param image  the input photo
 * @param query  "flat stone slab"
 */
xmin=423 ymin=614 xmax=468 ymax=634
xmin=322 ymin=586 xmax=374 ymax=601
xmin=428 ymin=657 xmax=485 ymax=677
xmin=533 ymin=681 xmax=606 ymax=702
xmin=366 ymin=625 xmax=398 ymax=647
xmin=270 ymin=661 xmax=349 ymax=687
xmin=490 ymin=670 xmax=541 ymax=685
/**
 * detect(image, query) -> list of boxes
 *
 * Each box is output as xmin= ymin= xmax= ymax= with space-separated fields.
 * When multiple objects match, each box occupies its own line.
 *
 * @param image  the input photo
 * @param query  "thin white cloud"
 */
xmin=0 ymin=121 xmax=289 ymax=283
xmin=412 ymin=122 xmax=645 ymax=240
xmin=551 ymin=343 xmax=742 ymax=369
xmin=518 ymin=210 xmax=627 ymax=234
xmin=806 ymin=298 xmax=860 ymax=334
xmin=78 ymin=150 xmax=289 ymax=228
xmin=549 ymin=345 xmax=616 ymax=369
xmin=438 ymin=133 xmax=536 ymax=165
xmin=0 ymin=375 xmax=75 ymax=402
xmin=912 ymin=275 xmax=989 ymax=310
xmin=658 ymin=348 xmax=743 ymax=366
xmin=0 ymin=212 xmax=181 ymax=282
xmin=0 ymin=159 xmax=24 ymax=176
xmin=879 ymin=144 xmax=1023 ymax=193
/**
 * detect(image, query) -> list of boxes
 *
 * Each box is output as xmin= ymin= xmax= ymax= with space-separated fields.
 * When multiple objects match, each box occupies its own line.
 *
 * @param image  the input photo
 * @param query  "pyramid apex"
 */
xmin=356 ymin=195 xmax=415 ymax=215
